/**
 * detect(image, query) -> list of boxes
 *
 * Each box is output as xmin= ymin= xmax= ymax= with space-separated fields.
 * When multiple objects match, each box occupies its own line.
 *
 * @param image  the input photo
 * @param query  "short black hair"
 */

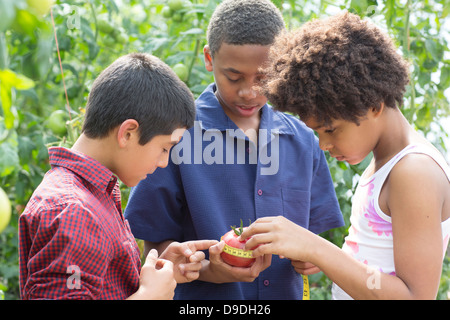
xmin=82 ymin=53 xmax=196 ymax=144
xmin=207 ymin=0 xmax=285 ymax=57
xmin=262 ymin=12 xmax=410 ymax=126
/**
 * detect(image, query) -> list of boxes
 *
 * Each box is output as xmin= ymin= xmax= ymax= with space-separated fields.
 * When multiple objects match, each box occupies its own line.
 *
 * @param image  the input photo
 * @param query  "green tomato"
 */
xmin=114 ymin=31 xmax=128 ymax=44
xmin=172 ymin=12 xmax=183 ymax=22
xmin=46 ymin=110 xmax=68 ymax=136
xmin=26 ymin=0 xmax=55 ymax=16
xmin=168 ymin=0 xmax=184 ymax=12
xmin=0 ymin=187 xmax=11 ymax=234
xmin=162 ymin=6 xmax=173 ymax=19
xmin=97 ymin=19 xmax=114 ymax=34
xmin=172 ymin=63 xmax=189 ymax=82
xmin=103 ymin=34 xmax=116 ymax=47
xmin=111 ymin=27 xmax=128 ymax=44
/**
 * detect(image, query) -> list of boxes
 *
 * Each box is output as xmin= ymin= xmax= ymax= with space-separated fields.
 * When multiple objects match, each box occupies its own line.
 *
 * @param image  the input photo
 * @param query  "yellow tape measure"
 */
xmin=220 ymin=237 xmax=310 ymax=300
xmin=302 ymin=275 xmax=310 ymax=300
xmin=222 ymin=243 xmax=254 ymax=258
xmin=221 ymin=237 xmax=254 ymax=258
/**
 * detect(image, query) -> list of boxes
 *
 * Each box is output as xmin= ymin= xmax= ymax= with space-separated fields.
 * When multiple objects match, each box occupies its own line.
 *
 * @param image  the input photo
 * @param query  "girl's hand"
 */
xmin=240 ymin=216 xmax=317 ymax=262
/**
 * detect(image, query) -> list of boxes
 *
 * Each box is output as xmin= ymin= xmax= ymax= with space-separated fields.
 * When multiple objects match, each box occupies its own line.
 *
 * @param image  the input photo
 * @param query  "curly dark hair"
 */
xmin=207 ymin=0 xmax=285 ymax=57
xmin=261 ymin=11 xmax=410 ymax=126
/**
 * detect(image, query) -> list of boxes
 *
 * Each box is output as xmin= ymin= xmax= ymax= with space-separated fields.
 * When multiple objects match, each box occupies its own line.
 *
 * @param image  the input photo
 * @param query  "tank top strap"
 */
xmin=370 ymin=144 xmax=450 ymax=186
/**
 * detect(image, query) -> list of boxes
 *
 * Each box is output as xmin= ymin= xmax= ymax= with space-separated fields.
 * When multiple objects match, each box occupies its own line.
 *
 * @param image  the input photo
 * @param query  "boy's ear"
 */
xmin=203 ymin=45 xmax=213 ymax=72
xmin=117 ymin=119 xmax=140 ymax=148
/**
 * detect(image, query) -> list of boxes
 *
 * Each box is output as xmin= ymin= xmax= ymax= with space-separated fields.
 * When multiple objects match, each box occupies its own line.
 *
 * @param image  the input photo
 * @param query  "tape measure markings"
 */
xmin=220 ymin=237 xmax=310 ymax=300
xmin=221 ymin=237 xmax=254 ymax=258
xmin=303 ymin=275 xmax=310 ymax=300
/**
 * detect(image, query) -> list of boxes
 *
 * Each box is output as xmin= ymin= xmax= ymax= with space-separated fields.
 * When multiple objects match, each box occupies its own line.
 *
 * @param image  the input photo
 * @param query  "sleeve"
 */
xmin=124 ymin=160 xmax=186 ymax=242
xmin=21 ymin=203 xmax=110 ymax=300
xmin=308 ymin=136 xmax=345 ymax=234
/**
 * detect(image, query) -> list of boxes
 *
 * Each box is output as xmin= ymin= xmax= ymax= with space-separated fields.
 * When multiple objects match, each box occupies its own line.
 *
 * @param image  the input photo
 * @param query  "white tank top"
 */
xmin=332 ymin=144 xmax=450 ymax=300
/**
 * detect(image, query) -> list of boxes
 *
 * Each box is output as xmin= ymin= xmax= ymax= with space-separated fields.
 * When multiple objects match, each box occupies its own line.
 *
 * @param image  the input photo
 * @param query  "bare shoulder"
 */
xmin=391 ymin=152 xmax=448 ymax=185
xmin=387 ymin=152 xmax=448 ymax=215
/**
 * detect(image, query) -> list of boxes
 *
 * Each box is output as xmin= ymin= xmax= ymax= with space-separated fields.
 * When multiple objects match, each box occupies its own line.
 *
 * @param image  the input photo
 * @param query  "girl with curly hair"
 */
xmin=241 ymin=12 xmax=450 ymax=299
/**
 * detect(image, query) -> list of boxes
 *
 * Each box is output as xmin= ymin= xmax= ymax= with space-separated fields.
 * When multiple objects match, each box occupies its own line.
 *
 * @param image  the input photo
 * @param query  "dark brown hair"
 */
xmin=262 ymin=12 xmax=410 ymax=126
xmin=83 ymin=53 xmax=195 ymax=144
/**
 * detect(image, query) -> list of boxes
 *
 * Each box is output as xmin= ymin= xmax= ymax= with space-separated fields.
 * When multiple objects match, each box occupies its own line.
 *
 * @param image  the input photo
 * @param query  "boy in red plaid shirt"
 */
xmin=18 ymin=53 xmax=217 ymax=300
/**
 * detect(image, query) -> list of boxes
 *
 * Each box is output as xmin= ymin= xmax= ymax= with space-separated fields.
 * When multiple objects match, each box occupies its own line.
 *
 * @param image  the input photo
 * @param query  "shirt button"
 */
xmin=263 ymin=280 xmax=270 ymax=286
xmin=257 ymin=189 xmax=263 ymax=196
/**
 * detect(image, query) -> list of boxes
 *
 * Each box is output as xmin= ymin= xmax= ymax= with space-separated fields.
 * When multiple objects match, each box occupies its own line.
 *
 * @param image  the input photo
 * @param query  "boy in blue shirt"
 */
xmin=125 ymin=0 xmax=344 ymax=300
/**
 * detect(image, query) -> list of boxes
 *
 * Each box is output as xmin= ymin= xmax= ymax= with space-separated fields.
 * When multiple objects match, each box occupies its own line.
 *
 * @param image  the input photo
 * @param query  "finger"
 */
xmin=250 ymin=243 xmax=273 ymax=258
xmin=180 ymin=262 xmax=203 ymax=280
xmin=181 ymin=261 xmax=203 ymax=272
xmin=156 ymin=258 xmax=174 ymax=271
xmin=188 ymin=239 xmax=219 ymax=252
xmin=183 ymin=270 xmax=201 ymax=282
xmin=291 ymin=260 xmax=316 ymax=269
xmin=258 ymin=253 xmax=272 ymax=270
xmin=240 ymin=218 xmax=275 ymax=240
xmin=247 ymin=254 xmax=272 ymax=276
xmin=294 ymin=265 xmax=321 ymax=275
xmin=244 ymin=233 xmax=273 ymax=251
xmin=144 ymin=248 xmax=159 ymax=267
xmin=188 ymin=250 xmax=206 ymax=263
xmin=291 ymin=261 xmax=321 ymax=275
xmin=208 ymin=241 xmax=225 ymax=263
xmin=177 ymin=240 xmax=219 ymax=259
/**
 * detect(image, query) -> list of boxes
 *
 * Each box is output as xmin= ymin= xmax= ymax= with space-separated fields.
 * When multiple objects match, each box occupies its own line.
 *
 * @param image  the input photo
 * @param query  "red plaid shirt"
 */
xmin=19 ymin=147 xmax=141 ymax=300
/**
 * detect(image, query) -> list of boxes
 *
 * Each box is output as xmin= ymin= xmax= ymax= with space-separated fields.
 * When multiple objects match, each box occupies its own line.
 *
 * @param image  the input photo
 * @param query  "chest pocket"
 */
xmin=281 ymin=189 xmax=311 ymax=228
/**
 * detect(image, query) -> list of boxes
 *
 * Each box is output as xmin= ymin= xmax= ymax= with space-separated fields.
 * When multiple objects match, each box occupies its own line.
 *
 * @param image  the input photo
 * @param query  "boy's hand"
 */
xmin=160 ymin=240 xmax=218 ymax=283
xmin=130 ymin=249 xmax=176 ymax=300
xmin=206 ymin=241 xmax=272 ymax=283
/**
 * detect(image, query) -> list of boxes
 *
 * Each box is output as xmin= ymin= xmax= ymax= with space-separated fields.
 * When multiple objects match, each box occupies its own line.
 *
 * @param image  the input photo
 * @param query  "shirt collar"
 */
xmin=48 ymin=147 xmax=118 ymax=194
xmin=195 ymin=83 xmax=295 ymax=135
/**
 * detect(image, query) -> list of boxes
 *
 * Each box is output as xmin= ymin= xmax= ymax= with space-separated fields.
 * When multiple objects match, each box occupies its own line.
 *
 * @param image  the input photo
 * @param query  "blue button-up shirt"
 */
xmin=125 ymin=83 xmax=343 ymax=300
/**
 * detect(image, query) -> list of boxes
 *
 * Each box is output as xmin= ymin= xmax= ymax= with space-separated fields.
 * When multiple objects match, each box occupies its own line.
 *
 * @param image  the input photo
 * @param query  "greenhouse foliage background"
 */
xmin=0 ymin=0 xmax=449 ymax=300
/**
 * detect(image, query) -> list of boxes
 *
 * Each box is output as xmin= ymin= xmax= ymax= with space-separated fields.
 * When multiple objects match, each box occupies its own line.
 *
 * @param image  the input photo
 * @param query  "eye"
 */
xmin=226 ymin=76 xmax=239 ymax=83
xmin=325 ymin=128 xmax=336 ymax=134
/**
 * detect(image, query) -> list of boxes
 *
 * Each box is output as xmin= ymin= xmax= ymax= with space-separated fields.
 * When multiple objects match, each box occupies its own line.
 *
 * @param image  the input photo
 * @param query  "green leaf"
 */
xmin=0 ymin=69 xmax=34 ymax=90
xmin=0 ymin=0 xmax=16 ymax=32
xmin=439 ymin=66 xmax=450 ymax=90
xmin=425 ymin=38 xmax=443 ymax=62
xmin=0 ymin=139 xmax=19 ymax=177
xmin=0 ymin=69 xmax=34 ymax=129
xmin=180 ymin=28 xmax=204 ymax=36
xmin=231 ymin=219 xmax=244 ymax=236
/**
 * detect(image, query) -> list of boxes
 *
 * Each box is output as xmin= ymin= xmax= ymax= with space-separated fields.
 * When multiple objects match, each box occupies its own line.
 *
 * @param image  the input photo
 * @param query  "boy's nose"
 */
xmin=238 ymin=86 xmax=257 ymax=100
xmin=157 ymin=154 xmax=170 ymax=169
xmin=319 ymin=140 xmax=333 ymax=152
